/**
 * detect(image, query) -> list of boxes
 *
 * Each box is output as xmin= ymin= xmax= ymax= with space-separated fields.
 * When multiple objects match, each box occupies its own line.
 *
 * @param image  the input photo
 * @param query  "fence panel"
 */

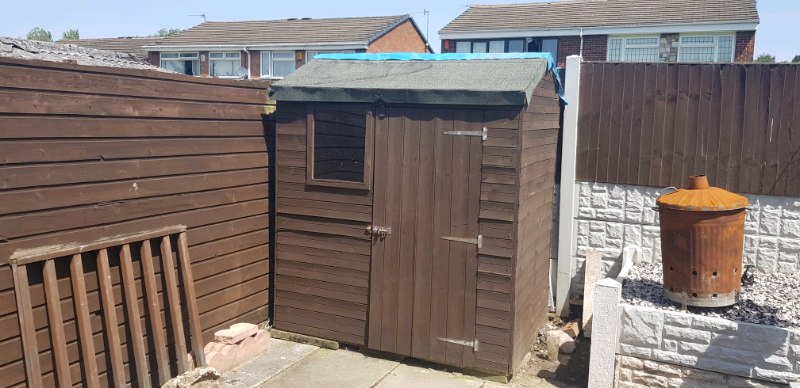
xmin=577 ymin=62 xmax=800 ymax=196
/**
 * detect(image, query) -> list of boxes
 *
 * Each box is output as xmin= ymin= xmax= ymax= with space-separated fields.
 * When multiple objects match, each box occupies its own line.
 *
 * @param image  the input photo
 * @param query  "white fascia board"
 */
xmin=144 ymin=42 xmax=367 ymax=52
xmin=439 ymin=22 xmax=758 ymax=40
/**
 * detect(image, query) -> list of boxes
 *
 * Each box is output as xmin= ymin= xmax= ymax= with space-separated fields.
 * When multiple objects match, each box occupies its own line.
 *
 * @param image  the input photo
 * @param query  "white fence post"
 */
xmin=588 ymin=278 xmax=622 ymax=388
xmin=556 ymin=55 xmax=582 ymax=316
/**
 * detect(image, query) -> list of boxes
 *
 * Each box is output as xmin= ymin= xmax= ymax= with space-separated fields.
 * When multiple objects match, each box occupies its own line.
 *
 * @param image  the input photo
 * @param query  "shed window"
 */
xmin=307 ymin=105 xmax=374 ymax=190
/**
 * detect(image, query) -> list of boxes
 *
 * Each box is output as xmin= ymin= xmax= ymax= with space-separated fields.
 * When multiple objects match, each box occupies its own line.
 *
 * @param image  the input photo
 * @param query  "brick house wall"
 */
xmin=440 ymin=39 xmax=455 ymax=53
xmin=735 ymin=31 xmax=756 ymax=62
xmin=367 ymin=19 xmax=430 ymax=53
xmin=557 ymin=35 xmax=608 ymax=67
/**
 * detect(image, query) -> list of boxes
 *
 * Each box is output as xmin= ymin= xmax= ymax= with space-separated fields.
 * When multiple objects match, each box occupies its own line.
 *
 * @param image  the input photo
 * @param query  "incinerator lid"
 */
xmin=656 ymin=175 xmax=749 ymax=211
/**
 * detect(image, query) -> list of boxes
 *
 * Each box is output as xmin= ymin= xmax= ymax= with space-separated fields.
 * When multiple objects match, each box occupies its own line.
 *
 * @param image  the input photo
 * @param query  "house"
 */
xmin=57 ymin=36 xmax=164 ymax=63
xmin=143 ymin=15 xmax=432 ymax=79
xmin=439 ymin=0 xmax=759 ymax=67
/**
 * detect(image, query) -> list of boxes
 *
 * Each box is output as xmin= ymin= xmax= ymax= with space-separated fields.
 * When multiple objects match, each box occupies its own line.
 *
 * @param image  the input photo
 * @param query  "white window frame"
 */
xmin=677 ymin=34 xmax=735 ymax=63
xmin=607 ymin=35 xmax=660 ymax=62
xmin=305 ymin=50 xmax=356 ymax=63
xmin=260 ymin=51 xmax=272 ymax=78
xmin=208 ymin=52 xmax=241 ymax=78
xmin=264 ymin=51 xmax=295 ymax=79
xmin=159 ymin=52 xmax=200 ymax=76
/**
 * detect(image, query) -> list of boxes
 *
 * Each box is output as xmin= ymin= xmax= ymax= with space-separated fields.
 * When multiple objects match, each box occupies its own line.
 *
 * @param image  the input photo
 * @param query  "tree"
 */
xmin=26 ymin=27 xmax=52 ymax=42
xmin=755 ymin=53 xmax=776 ymax=63
xmin=153 ymin=28 xmax=182 ymax=37
xmin=792 ymin=55 xmax=800 ymax=63
xmin=61 ymin=29 xmax=79 ymax=40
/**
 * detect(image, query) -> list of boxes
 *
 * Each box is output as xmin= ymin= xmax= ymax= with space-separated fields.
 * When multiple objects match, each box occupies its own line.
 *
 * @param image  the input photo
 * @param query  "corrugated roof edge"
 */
xmin=313 ymin=53 xmax=566 ymax=103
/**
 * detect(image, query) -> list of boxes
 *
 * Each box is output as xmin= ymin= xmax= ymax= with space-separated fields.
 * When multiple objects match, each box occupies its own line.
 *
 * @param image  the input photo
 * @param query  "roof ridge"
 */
xmin=200 ymin=14 xmax=407 ymax=24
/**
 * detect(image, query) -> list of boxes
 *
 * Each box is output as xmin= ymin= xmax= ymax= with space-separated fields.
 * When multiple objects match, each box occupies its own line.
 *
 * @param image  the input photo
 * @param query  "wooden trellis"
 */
xmin=10 ymin=225 xmax=206 ymax=388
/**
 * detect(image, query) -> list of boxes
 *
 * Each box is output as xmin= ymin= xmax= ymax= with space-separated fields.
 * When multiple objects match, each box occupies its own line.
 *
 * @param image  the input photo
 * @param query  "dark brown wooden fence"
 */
xmin=0 ymin=57 xmax=272 ymax=387
xmin=577 ymin=62 xmax=800 ymax=196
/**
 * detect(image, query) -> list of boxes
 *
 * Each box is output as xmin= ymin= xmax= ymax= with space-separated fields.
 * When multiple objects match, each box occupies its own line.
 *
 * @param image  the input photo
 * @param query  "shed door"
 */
xmin=367 ymin=107 xmax=483 ymax=369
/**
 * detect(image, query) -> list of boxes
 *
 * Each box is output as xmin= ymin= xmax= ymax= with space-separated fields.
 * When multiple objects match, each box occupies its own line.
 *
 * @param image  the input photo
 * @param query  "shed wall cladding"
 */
xmin=576 ymin=62 xmax=800 ymax=196
xmin=0 ymin=57 xmax=272 ymax=387
xmin=273 ymin=72 xmax=560 ymax=375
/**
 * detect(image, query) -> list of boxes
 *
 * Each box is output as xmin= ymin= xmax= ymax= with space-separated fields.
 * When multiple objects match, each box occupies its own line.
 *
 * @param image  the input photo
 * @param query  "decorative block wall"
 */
xmin=572 ymin=181 xmax=800 ymax=295
xmin=617 ymin=305 xmax=800 ymax=384
xmin=615 ymin=355 xmax=788 ymax=388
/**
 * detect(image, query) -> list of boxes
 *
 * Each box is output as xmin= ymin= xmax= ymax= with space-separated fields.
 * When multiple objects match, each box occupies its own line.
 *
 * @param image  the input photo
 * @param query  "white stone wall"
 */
xmin=615 ymin=355 xmax=788 ymax=388
xmin=572 ymin=181 xmax=800 ymax=295
xmin=617 ymin=305 xmax=800 ymax=384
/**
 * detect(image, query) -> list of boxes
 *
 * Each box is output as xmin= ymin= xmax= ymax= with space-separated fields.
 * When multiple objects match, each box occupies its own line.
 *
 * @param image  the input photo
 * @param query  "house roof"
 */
xmin=148 ymin=15 xmax=421 ymax=49
xmin=0 ymin=37 xmax=169 ymax=72
xmin=56 ymin=37 xmax=164 ymax=59
xmin=440 ymin=0 xmax=760 ymax=34
xmin=270 ymin=54 xmax=552 ymax=106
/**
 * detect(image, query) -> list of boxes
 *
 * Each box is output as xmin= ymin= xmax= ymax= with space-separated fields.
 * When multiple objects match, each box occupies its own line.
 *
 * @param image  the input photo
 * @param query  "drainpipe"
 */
xmin=243 ymin=46 xmax=251 ymax=79
xmin=579 ymin=28 xmax=584 ymax=57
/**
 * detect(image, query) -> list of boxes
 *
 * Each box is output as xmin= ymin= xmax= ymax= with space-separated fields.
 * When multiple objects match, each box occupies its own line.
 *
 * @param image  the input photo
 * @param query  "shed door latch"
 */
xmin=441 ymin=235 xmax=483 ymax=249
xmin=437 ymin=337 xmax=480 ymax=352
xmin=367 ymin=225 xmax=392 ymax=237
xmin=444 ymin=127 xmax=487 ymax=141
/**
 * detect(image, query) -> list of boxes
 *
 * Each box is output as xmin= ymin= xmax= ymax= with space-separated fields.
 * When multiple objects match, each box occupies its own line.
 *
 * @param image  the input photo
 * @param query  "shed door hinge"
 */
xmin=437 ymin=337 xmax=480 ymax=352
xmin=444 ymin=127 xmax=487 ymax=141
xmin=441 ymin=235 xmax=482 ymax=249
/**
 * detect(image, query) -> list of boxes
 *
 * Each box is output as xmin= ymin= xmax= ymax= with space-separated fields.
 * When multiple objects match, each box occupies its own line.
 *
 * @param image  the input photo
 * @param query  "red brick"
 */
xmin=367 ymin=20 xmax=430 ymax=53
xmin=735 ymin=31 xmax=756 ymax=62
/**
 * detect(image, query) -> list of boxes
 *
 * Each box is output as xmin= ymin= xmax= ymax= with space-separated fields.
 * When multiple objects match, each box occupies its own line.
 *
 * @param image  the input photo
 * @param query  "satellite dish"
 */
xmin=236 ymin=67 xmax=249 ymax=79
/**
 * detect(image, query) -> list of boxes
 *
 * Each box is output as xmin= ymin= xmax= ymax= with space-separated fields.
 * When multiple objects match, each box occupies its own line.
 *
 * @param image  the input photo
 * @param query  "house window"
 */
xmin=455 ymin=41 xmax=471 ymax=53
xmin=209 ymin=52 xmax=241 ymax=77
xmin=307 ymin=105 xmax=374 ymax=190
xmin=489 ymin=40 xmax=505 ymax=53
xmin=606 ymin=36 xmax=659 ymax=62
xmin=306 ymin=50 xmax=356 ymax=63
xmin=678 ymin=35 xmax=735 ymax=62
xmin=160 ymin=53 xmax=199 ymax=76
xmin=472 ymin=41 xmax=488 ymax=53
xmin=508 ymin=39 xmax=525 ymax=53
xmin=260 ymin=51 xmax=298 ymax=78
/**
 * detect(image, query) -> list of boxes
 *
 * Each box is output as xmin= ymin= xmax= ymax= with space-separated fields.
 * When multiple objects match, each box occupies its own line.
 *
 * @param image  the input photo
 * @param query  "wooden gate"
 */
xmin=367 ymin=107 xmax=483 ymax=368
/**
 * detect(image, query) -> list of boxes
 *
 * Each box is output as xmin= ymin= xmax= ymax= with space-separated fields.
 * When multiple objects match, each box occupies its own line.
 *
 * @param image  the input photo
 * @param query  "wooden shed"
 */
xmin=270 ymin=53 xmax=563 ymax=375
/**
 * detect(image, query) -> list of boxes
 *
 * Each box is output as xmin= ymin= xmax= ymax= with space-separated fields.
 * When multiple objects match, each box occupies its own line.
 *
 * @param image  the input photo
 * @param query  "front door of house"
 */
xmin=367 ymin=107 xmax=482 ymax=369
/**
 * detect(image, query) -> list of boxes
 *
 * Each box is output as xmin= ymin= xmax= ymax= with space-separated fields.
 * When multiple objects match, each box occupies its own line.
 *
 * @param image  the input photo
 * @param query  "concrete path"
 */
xmin=219 ymin=338 xmax=563 ymax=388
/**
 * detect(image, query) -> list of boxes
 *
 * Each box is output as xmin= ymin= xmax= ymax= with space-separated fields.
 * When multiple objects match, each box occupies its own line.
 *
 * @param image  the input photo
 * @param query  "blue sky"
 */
xmin=1 ymin=0 xmax=797 ymax=61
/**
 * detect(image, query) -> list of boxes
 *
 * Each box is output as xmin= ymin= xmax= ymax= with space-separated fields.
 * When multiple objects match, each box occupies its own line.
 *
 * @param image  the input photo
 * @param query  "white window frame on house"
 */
xmin=159 ymin=52 xmax=200 ymax=76
xmin=260 ymin=51 xmax=296 ymax=79
xmin=305 ymin=50 xmax=356 ymax=63
xmin=209 ymin=52 xmax=241 ymax=78
xmin=677 ymin=34 xmax=735 ymax=63
xmin=607 ymin=36 xmax=660 ymax=62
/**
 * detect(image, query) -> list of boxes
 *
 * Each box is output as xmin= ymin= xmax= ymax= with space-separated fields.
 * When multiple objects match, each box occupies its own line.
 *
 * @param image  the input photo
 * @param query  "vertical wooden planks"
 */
xmin=43 ymin=259 xmax=71 ymax=388
xmin=97 ymin=248 xmax=127 ymax=388
xmin=411 ymin=108 xmax=436 ymax=360
xmin=790 ymin=66 xmax=800 ymax=195
xmin=740 ymin=65 xmax=762 ymax=193
xmin=368 ymin=109 xmax=389 ymax=350
xmin=618 ymin=62 xmax=636 ymax=183
xmin=695 ymin=64 xmax=714 ymax=177
xmin=586 ymin=64 xmax=604 ymax=181
xmin=765 ymin=65 xmax=785 ymax=194
xmin=140 ymin=240 xmax=171 ymax=385
xmin=717 ymin=65 xmax=737 ymax=190
xmin=161 ymin=236 xmax=190 ymax=374
xmin=776 ymin=66 xmax=796 ymax=195
xmin=629 ymin=64 xmax=646 ymax=184
xmin=639 ymin=63 xmax=658 ymax=185
xmin=596 ymin=63 xmax=616 ymax=182
xmin=670 ymin=64 xmax=690 ymax=186
xmin=606 ymin=64 xmax=626 ymax=181
xmin=649 ymin=63 xmax=668 ymax=186
xmin=429 ymin=108 xmax=454 ymax=363
xmin=461 ymin=110 xmax=483 ymax=369
xmin=70 ymin=253 xmax=100 ymax=388
xmin=705 ymin=64 xmax=723 ymax=187
xmin=119 ymin=244 xmax=152 ymax=387
xmin=396 ymin=108 xmax=420 ymax=357
xmin=659 ymin=64 xmax=680 ymax=187
xmin=575 ymin=63 xmax=594 ymax=180
xmin=177 ymin=232 xmax=208 ymax=367
xmin=446 ymin=109 xmax=470 ymax=366
xmin=12 ymin=263 xmax=43 ymax=388
xmin=682 ymin=64 xmax=702 ymax=182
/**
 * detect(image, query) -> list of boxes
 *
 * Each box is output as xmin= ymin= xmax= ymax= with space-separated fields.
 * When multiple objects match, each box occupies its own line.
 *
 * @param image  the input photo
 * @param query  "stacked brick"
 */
xmin=617 ymin=305 xmax=800 ymax=384
xmin=736 ymin=31 xmax=756 ymax=62
xmin=615 ymin=355 xmax=787 ymax=388
xmin=204 ymin=323 xmax=271 ymax=373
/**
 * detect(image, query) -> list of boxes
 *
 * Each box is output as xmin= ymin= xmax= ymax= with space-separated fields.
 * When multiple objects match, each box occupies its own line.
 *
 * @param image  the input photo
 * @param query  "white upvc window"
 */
xmin=260 ymin=51 xmax=297 ymax=79
xmin=209 ymin=52 xmax=241 ymax=77
xmin=305 ymin=50 xmax=356 ymax=63
xmin=607 ymin=36 xmax=660 ymax=62
xmin=160 ymin=52 xmax=199 ymax=76
xmin=678 ymin=35 xmax=735 ymax=62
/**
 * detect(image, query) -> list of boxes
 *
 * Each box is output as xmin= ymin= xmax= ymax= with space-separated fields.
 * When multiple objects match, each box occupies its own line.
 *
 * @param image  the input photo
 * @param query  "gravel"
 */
xmin=622 ymin=263 xmax=800 ymax=329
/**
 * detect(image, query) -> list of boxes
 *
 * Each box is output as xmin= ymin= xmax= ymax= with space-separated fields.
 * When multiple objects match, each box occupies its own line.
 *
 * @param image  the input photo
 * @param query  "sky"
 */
xmin=1 ymin=0 xmax=797 ymax=61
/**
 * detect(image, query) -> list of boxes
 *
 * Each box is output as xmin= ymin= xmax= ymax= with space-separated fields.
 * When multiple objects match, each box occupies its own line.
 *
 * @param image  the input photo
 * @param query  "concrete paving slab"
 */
xmin=374 ymin=363 xmax=486 ymax=388
xmin=218 ymin=338 xmax=318 ymax=388
xmin=255 ymin=347 xmax=401 ymax=388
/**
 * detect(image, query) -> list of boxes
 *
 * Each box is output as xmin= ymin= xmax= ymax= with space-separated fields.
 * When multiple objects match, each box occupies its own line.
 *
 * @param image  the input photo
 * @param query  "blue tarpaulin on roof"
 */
xmin=314 ymin=52 xmax=566 ymax=103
